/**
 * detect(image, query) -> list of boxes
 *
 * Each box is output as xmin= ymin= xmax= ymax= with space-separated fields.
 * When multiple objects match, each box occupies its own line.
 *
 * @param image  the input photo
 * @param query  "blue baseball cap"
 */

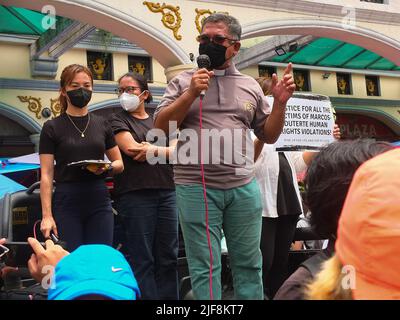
xmin=48 ymin=244 xmax=140 ymax=300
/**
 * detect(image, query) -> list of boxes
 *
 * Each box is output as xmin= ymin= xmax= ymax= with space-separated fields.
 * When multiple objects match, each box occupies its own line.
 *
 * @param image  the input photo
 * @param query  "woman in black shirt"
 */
xmin=111 ymin=72 xmax=178 ymax=300
xmin=39 ymin=64 xmax=123 ymax=251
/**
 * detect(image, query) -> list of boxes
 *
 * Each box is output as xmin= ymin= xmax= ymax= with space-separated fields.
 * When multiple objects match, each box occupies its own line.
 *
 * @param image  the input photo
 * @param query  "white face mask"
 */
xmin=119 ymin=91 xmax=146 ymax=112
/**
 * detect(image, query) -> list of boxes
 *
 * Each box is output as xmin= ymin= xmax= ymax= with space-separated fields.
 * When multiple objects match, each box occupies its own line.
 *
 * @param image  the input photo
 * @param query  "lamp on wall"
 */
xmin=189 ymin=53 xmax=194 ymax=62
xmin=41 ymin=107 xmax=52 ymax=118
xmin=275 ymin=45 xmax=286 ymax=56
xmin=322 ymin=72 xmax=331 ymax=79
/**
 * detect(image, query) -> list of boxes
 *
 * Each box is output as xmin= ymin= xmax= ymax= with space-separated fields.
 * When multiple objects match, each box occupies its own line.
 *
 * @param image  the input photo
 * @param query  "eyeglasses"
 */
xmin=115 ymin=86 xmax=141 ymax=95
xmin=196 ymin=34 xmax=239 ymax=45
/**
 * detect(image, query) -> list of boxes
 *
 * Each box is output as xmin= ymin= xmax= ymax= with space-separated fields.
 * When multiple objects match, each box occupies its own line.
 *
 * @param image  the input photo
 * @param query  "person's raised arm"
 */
xmin=40 ymin=154 xmax=58 ymax=239
xmin=154 ymin=68 xmax=214 ymax=135
xmin=262 ymin=63 xmax=295 ymax=144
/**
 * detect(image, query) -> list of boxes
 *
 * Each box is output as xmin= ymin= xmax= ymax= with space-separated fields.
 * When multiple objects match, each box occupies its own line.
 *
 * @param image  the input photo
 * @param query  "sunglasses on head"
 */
xmin=196 ymin=34 xmax=238 ymax=45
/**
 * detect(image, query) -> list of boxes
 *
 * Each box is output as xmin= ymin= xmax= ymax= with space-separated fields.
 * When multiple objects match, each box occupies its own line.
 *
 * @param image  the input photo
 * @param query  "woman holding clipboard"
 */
xmin=39 ymin=64 xmax=123 ymax=251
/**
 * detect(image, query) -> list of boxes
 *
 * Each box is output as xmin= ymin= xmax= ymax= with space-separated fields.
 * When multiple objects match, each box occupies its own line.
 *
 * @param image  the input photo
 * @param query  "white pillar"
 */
xmin=29 ymin=133 xmax=40 ymax=153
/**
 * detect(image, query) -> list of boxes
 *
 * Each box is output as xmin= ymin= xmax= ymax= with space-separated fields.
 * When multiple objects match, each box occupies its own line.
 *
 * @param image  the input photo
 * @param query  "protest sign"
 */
xmin=265 ymin=93 xmax=335 ymax=151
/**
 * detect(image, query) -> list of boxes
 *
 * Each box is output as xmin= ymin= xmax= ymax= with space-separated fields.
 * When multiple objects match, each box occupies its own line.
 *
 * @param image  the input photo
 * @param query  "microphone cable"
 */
xmin=33 ymin=220 xmax=41 ymax=240
xmin=199 ymin=95 xmax=214 ymax=300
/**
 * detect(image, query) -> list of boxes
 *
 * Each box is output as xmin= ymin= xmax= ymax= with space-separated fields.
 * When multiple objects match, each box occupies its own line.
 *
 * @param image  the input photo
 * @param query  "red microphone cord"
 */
xmin=33 ymin=220 xmax=41 ymax=239
xmin=199 ymin=96 xmax=214 ymax=300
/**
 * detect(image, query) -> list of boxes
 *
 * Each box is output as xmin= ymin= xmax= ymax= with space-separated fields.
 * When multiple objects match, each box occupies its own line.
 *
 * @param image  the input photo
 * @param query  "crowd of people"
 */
xmin=0 ymin=13 xmax=399 ymax=301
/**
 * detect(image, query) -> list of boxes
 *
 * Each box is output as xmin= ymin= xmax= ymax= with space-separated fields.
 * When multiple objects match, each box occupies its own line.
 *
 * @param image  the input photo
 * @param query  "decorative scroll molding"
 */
xmin=195 ymin=9 xmax=230 ymax=34
xmin=195 ymin=9 xmax=215 ymax=34
xmin=50 ymin=98 xmax=61 ymax=118
xmin=18 ymin=96 xmax=43 ymax=119
xmin=143 ymin=1 xmax=182 ymax=40
xmin=17 ymin=95 xmax=62 ymax=119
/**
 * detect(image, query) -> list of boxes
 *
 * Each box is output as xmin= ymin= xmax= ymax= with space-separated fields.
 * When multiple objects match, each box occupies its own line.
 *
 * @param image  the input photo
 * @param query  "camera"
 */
xmin=0 ymin=242 xmax=38 ymax=268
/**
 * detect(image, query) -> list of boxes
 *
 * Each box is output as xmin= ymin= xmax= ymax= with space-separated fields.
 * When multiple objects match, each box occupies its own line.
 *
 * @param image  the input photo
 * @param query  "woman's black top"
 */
xmin=111 ymin=111 xmax=174 ymax=196
xmin=39 ymin=112 xmax=116 ymax=183
xmin=276 ymin=152 xmax=302 ymax=216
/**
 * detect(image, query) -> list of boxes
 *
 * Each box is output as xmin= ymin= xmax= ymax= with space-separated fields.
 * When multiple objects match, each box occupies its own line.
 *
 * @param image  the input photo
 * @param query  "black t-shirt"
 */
xmin=110 ymin=111 xmax=174 ymax=196
xmin=39 ymin=112 xmax=116 ymax=183
xmin=276 ymin=152 xmax=302 ymax=216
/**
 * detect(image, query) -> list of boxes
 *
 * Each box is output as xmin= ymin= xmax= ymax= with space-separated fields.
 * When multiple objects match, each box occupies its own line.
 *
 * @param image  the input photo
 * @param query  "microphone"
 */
xmin=197 ymin=54 xmax=211 ymax=98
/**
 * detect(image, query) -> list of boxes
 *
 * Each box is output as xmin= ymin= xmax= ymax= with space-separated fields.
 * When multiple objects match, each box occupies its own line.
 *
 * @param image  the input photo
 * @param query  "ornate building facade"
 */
xmin=0 ymin=0 xmax=399 ymax=156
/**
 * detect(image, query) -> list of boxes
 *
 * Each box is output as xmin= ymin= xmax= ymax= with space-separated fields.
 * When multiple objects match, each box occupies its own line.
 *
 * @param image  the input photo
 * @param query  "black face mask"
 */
xmin=66 ymin=87 xmax=92 ymax=109
xmin=199 ymin=42 xmax=227 ymax=69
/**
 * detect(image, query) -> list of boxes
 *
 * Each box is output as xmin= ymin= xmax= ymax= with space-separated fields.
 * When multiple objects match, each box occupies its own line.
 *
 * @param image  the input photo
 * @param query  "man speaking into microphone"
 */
xmin=154 ymin=13 xmax=295 ymax=300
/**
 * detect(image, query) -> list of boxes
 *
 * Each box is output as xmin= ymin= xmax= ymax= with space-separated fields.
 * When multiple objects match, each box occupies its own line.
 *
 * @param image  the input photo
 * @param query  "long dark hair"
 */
xmin=59 ymin=64 xmax=94 ymax=113
xmin=117 ymin=72 xmax=153 ymax=103
xmin=305 ymin=139 xmax=393 ymax=239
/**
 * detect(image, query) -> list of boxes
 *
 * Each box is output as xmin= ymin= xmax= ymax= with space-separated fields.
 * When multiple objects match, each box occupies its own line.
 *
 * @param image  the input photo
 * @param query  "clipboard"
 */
xmin=67 ymin=160 xmax=111 ymax=167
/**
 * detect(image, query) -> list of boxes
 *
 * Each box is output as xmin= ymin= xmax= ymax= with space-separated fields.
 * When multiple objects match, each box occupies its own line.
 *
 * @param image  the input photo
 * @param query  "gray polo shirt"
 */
xmin=154 ymin=63 xmax=271 ymax=189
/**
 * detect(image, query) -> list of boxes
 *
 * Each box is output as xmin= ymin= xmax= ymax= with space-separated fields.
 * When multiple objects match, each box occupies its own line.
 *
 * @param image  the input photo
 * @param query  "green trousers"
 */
xmin=176 ymin=179 xmax=264 ymax=300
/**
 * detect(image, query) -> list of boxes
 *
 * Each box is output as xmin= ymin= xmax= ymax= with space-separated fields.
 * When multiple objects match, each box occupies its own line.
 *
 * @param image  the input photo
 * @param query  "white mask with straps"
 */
xmin=119 ymin=91 xmax=146 ymax=112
